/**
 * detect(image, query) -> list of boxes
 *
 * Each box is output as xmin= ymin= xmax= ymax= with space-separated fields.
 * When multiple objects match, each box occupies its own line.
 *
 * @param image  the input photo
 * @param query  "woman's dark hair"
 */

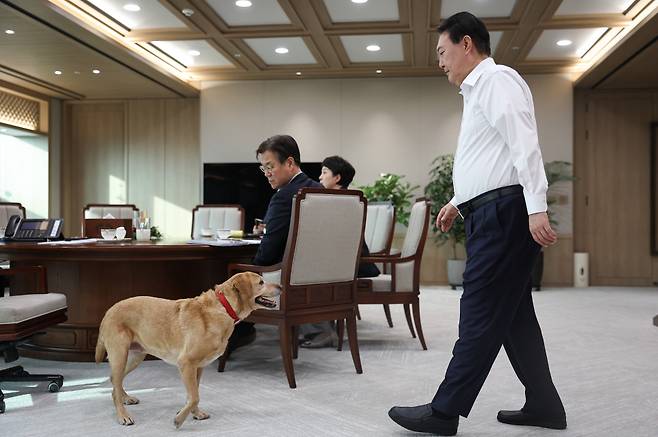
xmin=256 ymin=134 xmax=301 ymax=165
xmin=322 ymin=155 xmax=355 ymax=188
xmin=437 ymin=11 xmax=491 ymax=56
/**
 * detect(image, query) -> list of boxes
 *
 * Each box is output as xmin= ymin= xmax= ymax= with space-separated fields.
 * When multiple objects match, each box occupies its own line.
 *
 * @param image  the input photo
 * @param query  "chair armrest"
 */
xmin=228 ymin=263 xmax=282 ymax=275
xmin=0 ymin=265 xmax=48 ymax=292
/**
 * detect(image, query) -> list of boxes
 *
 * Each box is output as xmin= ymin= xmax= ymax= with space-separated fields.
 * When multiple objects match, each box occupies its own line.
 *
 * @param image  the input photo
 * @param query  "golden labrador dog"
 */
xmin=95 ymin=272 xmax=280 ymax=428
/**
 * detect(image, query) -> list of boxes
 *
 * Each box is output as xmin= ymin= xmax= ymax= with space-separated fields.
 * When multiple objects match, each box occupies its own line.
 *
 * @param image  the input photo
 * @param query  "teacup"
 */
xmin=100 ymin=228 xmax=116 ymax=240
xmin=201 ymin=228 xmax=213 ymax=238
xmin=115 ymin=226 xmax=127 ymax=240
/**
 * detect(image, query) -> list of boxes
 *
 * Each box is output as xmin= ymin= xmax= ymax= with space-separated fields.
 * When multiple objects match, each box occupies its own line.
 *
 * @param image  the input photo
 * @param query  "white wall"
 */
xmin=201 ymin=74 xmax=573 ymax=197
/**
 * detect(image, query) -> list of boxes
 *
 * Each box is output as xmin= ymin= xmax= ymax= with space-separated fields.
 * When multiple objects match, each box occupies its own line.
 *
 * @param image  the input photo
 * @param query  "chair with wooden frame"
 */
xmin=82 ymin=203 xmax=139 ymax=237
xmin=191 ymin=204 xmax=245 ymax=239
xmin=346 ymin=198 xmax=431 ymax=350
xmin=0 ymin=266 xmax=68 ymax=413
xmin=218 ymin=188 xmax=366 ymax=388
xmin=364 ymin=201 xmax=396 ymax=327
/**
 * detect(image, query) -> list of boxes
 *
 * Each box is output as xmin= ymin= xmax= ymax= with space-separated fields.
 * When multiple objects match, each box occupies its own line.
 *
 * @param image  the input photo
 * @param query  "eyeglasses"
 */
xmin=259 ymin=164 xmax=276 ymax=174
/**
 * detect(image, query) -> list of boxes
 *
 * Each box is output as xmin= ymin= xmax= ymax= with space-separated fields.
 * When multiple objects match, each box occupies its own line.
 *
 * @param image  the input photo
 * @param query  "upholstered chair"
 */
xmin=351 ymin=199 xmax=431 ymax=350
xmin=220 ymin=188 xmax=366 ymax=388
xmin=0 ymin=266 xmax=68 ymax=413
xmin=191 ymin=204 xmax=245 ymax=239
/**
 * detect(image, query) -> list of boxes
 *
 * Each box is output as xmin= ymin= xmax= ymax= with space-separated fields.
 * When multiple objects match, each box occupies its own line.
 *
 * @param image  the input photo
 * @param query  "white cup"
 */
xmin=115 ymin=226 xmax=126 ymax=240
xmin=0 ymin=227 xmax=6 ymax=239
xmin=201 ymin=227 xmax=213 ymax=237
xmin=216 ymin=229 xmax=231 ymax=239
xmin=100 ymin=228 xmax=116 ymax=240
xmin=136 ymin=228 xmax=150 ymax=241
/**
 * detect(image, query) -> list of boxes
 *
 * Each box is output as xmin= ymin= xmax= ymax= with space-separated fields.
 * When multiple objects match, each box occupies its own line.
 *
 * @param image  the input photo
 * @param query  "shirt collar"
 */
xmin=277 ymin=170 xmax=303 ymax=191
xmin=460 ymin=57 xmax=495 ymax=93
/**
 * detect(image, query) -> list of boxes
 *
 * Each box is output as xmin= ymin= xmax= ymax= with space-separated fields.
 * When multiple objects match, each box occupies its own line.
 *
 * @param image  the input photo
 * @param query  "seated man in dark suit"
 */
xmin=228 ymin=134 xmax=321 ymax=348
xmin=253 ymin=134 xmax=322 ymax=265
xmin=300 ymin=155 xmax=380 ymax=348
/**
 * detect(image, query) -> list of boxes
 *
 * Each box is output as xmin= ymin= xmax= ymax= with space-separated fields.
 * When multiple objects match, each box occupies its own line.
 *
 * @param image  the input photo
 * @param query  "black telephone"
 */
xmin=3 ymin=215 xmax=64 ymax=241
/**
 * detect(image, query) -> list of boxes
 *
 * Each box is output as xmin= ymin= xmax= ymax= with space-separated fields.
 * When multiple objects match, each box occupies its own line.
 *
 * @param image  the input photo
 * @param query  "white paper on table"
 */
xmin=38 ymin=238 xmax=99 ymax=245
xmin=102 ymin=213 xmax=115 ymax=219
xmin=187 ymin=239 xmax=261 ymax=247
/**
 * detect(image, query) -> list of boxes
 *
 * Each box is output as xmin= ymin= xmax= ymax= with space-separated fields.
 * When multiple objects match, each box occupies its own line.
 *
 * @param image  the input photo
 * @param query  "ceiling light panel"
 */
xmin=441 ymin=0 xmax=517 ymax=18
xmin=555 ymin=0 xmax=636 ymax=16
xmin=87 ymin=0 xmax=186 ymax=30
xmin=527 ymin=28 xmax=608 ymax=59
xmin=151 ymin=40 xmax=234 ymax=68
xmin=244 ymin=37 xmax=317 ymax=65
xmin=207 ymin=0 xmax=290 ymax=26
xmin=323 ymin=0 xmax=399 ymax=23
xmin=340 ymin=34 xmax=404 ymax=62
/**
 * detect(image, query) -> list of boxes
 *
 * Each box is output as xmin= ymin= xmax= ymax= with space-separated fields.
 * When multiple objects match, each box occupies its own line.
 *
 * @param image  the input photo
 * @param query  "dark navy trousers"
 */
xmin=431 ymin=191 xmax=564 ymax=418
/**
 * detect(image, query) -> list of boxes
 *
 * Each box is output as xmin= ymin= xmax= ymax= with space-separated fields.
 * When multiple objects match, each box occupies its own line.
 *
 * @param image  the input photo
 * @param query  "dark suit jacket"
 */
xmin=253 ymin=172 xmax=322 ymax=266
xmin=358 ymin=242 xmax=381 ymax=278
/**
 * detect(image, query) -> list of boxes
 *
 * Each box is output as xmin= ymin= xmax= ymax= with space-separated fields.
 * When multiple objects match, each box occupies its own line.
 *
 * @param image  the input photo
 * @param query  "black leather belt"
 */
xmin=457 ymin=185 xmax=523 ymax=219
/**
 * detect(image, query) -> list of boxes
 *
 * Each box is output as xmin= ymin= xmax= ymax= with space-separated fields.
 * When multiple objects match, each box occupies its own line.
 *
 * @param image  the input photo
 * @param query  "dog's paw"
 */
xmin=118 ymin=414 xmax=135 ymax=426
xmin=174 ymin=412 xmax=187 ymax=429
xmin=192 ymin=409 xmax=210 ymax=420
xmin=123 ymin=395 xmax=139 ymax=405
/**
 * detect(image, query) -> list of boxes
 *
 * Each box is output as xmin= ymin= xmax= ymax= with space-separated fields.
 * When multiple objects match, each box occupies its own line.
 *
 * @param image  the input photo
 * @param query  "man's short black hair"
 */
xmin=437 ymin=11 xmax=491 ymax=56
xmin=256 ymin=134 xmax=301 ymax=166
xmin=322 ymin=155 xmax=355 ymax=188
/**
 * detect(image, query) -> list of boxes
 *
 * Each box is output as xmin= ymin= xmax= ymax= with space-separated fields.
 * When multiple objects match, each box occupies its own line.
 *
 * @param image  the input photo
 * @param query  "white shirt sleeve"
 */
xmin=477 ymin=72 xmax=548 ymax=214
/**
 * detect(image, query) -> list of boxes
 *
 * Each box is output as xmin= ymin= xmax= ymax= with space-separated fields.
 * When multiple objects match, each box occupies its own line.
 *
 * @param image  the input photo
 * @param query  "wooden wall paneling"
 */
xmin=127 ymin=100 xmax=166 ymax=225
xmin=653 ymin=91 xmax=658 ymax=285
xmin=63 ymin=102 xmax=126 ymax=236
xmin=164 ymin=98 xmax=199 ymax=239
xmin=543 ymin=236 xmax=573 ymax=286
xmin=589 ymin=93 xmax=653 ymax=285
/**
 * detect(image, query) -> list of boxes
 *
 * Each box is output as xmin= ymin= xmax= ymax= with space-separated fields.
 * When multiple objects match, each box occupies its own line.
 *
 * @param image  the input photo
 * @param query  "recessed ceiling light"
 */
xmin=5 ymin=29 xmax=15 ymax=35
xmin=556 ymin=39 xmax=573 ymax=47
xmin=295 ymin=71 xmax=301 ymax=76
xmin=92 ymin=68 xmax=101 ymax=74
xmin=376 ymin=69 xmax=382 ymax=74
xmin=234 ymin=53 xmax=241 ymax=58
xmin=74 ymin=71 xmax=80 ymax=75
xmin=188 ymin=50 xmax=201 ymax=56
xmin=275 ymin=47 xmax=289 ymax=54
xmin=54 ymin=70 xmax=62 ymax=75
xmin=181 ymin=8 xmax=194 ymax=17
xmin=351 ymin=0 xmax=368 ymax=3
xmin=235 ymin=0 xmax=252 ymax=7
xmin=123 ymin=3 xmax=141 ymax=12
xmin=366 ymin=44 xmax=381 ymax=52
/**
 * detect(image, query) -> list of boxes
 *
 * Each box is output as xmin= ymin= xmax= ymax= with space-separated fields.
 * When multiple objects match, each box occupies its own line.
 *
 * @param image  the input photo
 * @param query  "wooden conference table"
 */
xmin=0 ymin=239 xmax=259 ymax=361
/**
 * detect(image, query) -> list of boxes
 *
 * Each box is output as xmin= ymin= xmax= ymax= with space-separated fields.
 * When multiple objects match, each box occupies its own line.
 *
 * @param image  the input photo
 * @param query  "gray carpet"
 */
xmin=2 ymin=286 xmax=658 ymax=436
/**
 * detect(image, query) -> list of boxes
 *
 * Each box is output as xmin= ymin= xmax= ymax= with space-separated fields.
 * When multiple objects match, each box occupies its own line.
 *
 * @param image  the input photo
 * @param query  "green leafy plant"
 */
xmin=150 ymin=225 xmax=162 ymax=240
xmin=359 ymin=173 xmax=419 ymax=226
xmin=424 ymin=154 xmax=465 ymax=260
xmin=544 ymin=160 xmax=574 ymax=227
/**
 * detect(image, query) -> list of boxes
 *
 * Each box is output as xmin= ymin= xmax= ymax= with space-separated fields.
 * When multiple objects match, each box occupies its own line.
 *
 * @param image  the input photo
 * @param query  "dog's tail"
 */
xmin=95 ymin=326 xmax=106 ymax=363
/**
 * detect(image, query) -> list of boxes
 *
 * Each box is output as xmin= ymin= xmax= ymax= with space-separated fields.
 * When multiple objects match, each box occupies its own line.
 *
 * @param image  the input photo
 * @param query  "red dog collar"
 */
xmin=215 ymin=289 xmax=240 ymax=324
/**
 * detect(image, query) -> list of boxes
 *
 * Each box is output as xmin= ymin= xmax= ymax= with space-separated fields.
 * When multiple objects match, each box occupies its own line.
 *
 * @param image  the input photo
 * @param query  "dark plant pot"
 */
xmin=531 ymin=250 xmax=544 ymax=291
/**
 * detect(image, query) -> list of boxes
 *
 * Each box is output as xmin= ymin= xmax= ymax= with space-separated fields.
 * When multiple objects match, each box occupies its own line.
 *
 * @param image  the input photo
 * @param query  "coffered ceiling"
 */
xmin=0 ymin=0 xmax=656 ymax=99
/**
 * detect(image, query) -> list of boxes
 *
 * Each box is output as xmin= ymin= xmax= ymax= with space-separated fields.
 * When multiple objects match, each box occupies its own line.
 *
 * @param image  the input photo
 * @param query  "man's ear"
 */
xmin=463 ymin=35 xmax=473 ymax=53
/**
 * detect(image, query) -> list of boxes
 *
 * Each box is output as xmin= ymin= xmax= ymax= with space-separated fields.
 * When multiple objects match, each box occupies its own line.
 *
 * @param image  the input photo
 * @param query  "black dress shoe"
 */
xmin=388 ymin=404 xmax=458 ymax=435
xmin=497 ymin=409 xmax=566 ymax=430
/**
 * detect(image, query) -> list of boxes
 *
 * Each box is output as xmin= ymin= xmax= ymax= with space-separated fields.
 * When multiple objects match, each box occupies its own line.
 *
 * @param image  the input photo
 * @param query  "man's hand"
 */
xmin=529 ymin=212 xmax=557 ymax=247
xmin=436 ymin=203 xmax=459 ymax=232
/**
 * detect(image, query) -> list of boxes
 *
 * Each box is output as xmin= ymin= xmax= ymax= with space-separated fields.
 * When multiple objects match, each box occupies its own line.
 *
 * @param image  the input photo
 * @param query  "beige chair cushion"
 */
xmin=85 ymin=206 xmax=135 ymax=220
xmin=289 ymin=193 xmax=364 ymax=286
xmin=192 ymin=207 xmax=243 ymax=239
xmin=369 ymin=274 xmax=392 ymax=292
xmin=0 ymin=205 xmax=24 ymax=228
xmin=365 ymin=202 xmax=394 ymax=253
xmin=262 ymin=270 xmax=281 ymax=287
xmin=0 ymin=293 xmax=67 ymax=324
xmin=401 ymin=201 xmax=427 ymax=257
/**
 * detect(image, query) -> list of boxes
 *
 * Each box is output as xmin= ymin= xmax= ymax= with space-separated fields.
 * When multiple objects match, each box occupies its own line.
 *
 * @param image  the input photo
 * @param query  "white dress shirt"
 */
xmin=449 ymin=57 xmax=548 ymax=215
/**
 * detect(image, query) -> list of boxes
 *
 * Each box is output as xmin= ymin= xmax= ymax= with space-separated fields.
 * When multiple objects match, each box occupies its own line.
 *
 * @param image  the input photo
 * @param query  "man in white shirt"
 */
xmin=388 ymin=12 xmax=566 ymax=436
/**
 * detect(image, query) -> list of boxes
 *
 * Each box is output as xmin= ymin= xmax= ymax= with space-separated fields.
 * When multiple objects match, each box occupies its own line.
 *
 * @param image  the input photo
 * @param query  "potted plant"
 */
xmin=359 ymin=173 xmax=419 ymax=226
xmin=531 ymin=160 xmax=574 ymax=290
xmin=424 ymin=155 xmax=467 ymax=288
